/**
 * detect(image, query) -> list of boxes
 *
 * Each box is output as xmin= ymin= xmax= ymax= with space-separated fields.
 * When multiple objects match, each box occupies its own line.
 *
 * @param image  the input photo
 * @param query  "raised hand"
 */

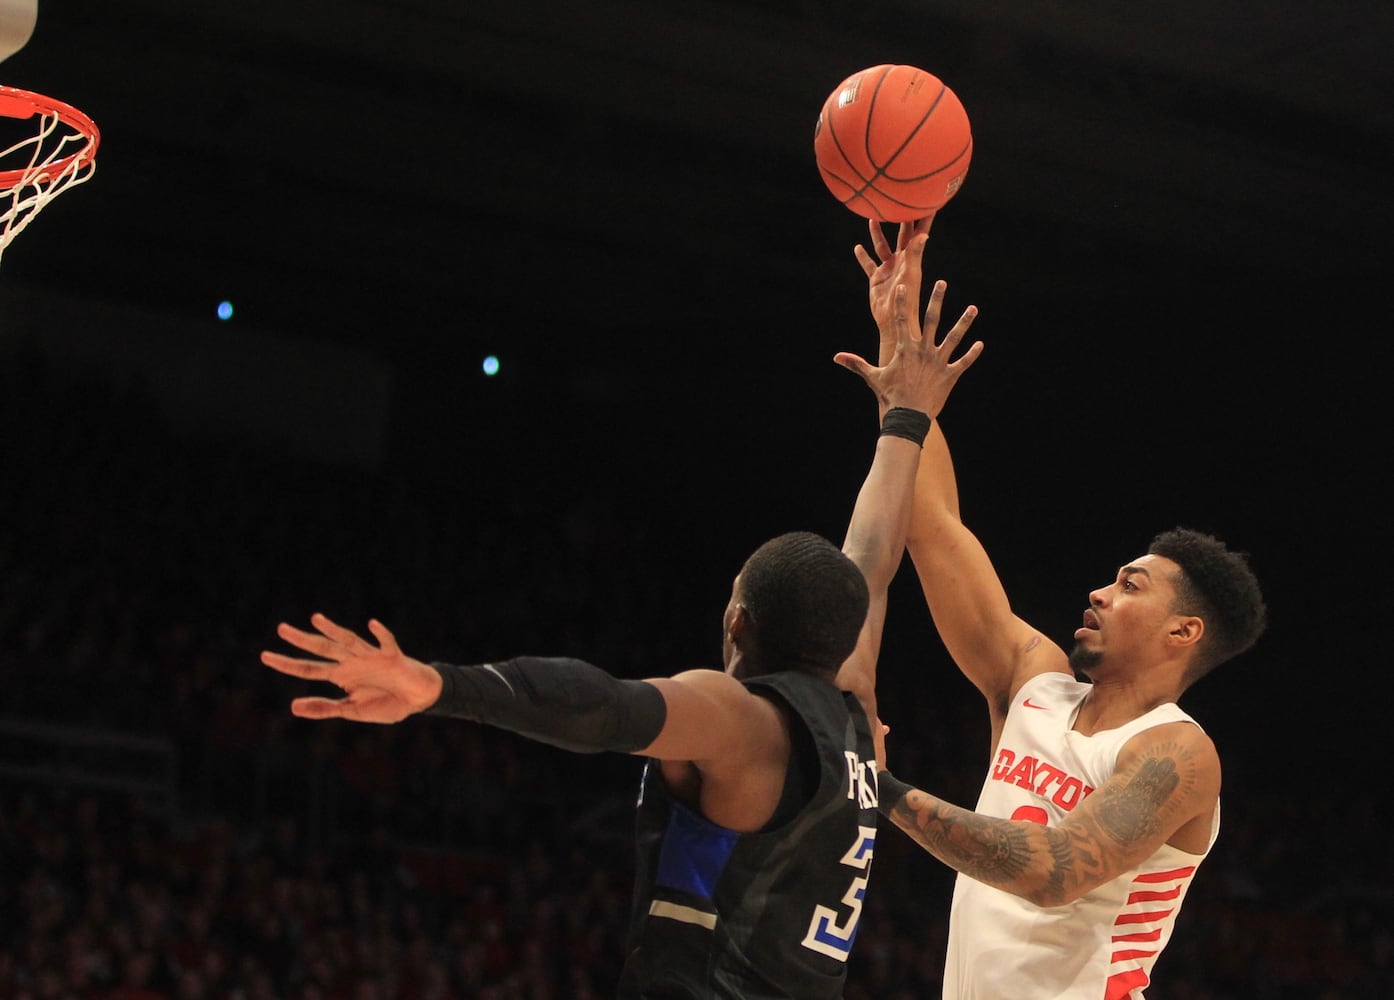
xmin=834 ymin=273 xmax=982 ymax=421
xmin=260 ymin=613 xmax=443 ymax=723
xmin=854 ymin=216 xmax=935 ymax=365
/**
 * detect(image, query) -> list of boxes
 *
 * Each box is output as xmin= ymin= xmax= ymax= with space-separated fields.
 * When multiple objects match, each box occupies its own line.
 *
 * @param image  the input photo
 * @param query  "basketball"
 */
xmin=814 ymin=64 xmax=972 ymax=222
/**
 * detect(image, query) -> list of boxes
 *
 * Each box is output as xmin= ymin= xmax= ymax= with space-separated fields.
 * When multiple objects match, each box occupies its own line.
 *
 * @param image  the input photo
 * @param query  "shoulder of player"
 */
xmin=650 ymin=670 xmax=792 ymax=736
xmin=659 ymin=666 xmax=757 ymax=697
xmin=1114 ymin=720 xmax=1221 ymax=796
xmin=637 ymin=670 xmax=795 ymax=777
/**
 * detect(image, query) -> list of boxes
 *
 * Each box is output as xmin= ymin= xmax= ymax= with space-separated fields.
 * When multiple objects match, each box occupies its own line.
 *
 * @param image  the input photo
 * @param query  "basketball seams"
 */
xmin=835 ymin=65 xmax=905 ymax=217
xmin=856 ymin=69 xmax=951 ymax=215
xmin=851 ymin=162 xmax=968 ymax=216
xmin=819 ymin=91 xmax=876 ymax=194
xmin=883 ymin=139 xmax=973 ymax=183
xmin=814 ymin=63 xmax=971 ymax=222
xmin=813 ymin=66 xmax=889 ymax=205
xmin=859 ymin=65 xmax=896 ymax=180
xmin=874 ymin=80 xmax=945 ymax=177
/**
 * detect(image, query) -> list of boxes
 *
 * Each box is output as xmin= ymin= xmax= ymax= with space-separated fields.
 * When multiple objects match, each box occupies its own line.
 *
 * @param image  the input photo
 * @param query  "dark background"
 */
xmin=2 ymin=1 xmax=1392 ymax=997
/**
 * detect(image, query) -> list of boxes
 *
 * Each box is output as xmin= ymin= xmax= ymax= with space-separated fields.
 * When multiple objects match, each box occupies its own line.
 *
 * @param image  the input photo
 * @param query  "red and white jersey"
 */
xmin=942 ymin=671 xmax=1218 ymax=1000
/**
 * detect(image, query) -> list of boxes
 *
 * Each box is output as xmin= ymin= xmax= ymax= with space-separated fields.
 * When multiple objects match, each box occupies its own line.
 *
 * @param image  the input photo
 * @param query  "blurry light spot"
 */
xmin=217 ymin=301 xmax=234 ymax=321
xmin=482 ymin=355 xmax=500 ymax=376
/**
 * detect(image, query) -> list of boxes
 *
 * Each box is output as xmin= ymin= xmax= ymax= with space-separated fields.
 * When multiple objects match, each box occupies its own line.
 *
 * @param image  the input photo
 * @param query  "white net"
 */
xmin=0 ymin=87 xmax=98 ymax=261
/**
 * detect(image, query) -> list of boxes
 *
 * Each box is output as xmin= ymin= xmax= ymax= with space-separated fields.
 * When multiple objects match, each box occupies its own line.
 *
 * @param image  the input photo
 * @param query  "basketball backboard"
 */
xmin=0 ymin=0 xmax=36 ymax=65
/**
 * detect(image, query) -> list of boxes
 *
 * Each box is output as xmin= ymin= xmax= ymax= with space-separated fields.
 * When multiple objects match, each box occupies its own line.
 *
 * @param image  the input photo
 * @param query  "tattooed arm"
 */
xmin=878 ymin=721 xmax=1221 ymax=906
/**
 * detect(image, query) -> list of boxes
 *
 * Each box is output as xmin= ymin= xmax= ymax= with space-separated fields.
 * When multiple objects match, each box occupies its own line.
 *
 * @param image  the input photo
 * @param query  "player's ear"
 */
xmin=1168 ymin=616 xmax=1204 ymax=649
xmin=728 ymin=605 xmax=751 ymax=646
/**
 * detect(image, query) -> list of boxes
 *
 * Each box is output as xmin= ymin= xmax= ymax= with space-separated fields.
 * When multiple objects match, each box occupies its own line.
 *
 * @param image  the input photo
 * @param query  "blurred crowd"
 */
xmin=2 ymin=353 xmax=1389 ymax=999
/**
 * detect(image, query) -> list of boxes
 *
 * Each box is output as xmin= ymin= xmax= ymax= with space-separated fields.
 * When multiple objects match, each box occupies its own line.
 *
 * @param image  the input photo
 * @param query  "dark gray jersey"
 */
xmin=618 ymin=671 xmax=879 ymax=999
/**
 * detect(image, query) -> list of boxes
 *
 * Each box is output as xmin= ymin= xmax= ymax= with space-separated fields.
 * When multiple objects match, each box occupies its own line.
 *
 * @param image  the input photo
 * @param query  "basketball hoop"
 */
xmin=0 ymin=83 xmax=99 ymax=260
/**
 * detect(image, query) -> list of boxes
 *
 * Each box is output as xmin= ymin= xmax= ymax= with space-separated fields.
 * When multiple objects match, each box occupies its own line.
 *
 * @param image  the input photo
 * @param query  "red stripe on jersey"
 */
xmin=1112 ymin=929 xmax=1163 ymax=943
xmin=1127 ymin=885 xmax=1182 ymax=904
xmin=1114 ymin=908 xmax=1173 ymax=926
xmin=1133 ymin=866 xmax=1194 ymax=883
xmin=1111 ymin=948 xmax=1159 ymax=963
xmin=1105 ymin=968 xmax=1150 ymax=1000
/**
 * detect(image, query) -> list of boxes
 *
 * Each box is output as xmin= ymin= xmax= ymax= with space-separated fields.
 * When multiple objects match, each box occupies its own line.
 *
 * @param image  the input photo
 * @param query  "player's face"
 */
xmin=1068 ymin=553 xmax=1184 ymax=676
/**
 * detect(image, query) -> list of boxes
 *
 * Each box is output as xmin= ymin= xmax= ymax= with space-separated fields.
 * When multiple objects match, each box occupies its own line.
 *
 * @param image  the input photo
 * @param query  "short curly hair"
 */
xmin=1148 ymin=527 xmax=1267 ymax=682
xmin=738 ymin=531 xmax=869 ymax=675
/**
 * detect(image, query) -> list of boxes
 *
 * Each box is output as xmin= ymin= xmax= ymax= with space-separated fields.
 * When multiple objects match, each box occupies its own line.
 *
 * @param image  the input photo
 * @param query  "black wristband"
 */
xmin=880 ymin=407 xmax=932 ymax=446
xmin=876 ymin=769 xmax=914 ymax=815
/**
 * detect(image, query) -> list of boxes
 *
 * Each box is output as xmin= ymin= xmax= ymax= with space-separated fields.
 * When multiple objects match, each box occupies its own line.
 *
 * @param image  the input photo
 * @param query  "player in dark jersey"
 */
xmin=261 ymin=234 xmax=981 ymax=999
xmin=619 ymin=660 xmax=880 ymax=997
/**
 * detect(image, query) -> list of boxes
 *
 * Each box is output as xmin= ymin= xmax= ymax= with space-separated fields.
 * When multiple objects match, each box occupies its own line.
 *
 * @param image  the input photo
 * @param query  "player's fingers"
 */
xmin=896 ymin=217 xmax=934 ymax=250
xmin=310 ymin=613 xmax=377 ymax=654
xmin=833 ymin=351 xmax=875 ymax=383
xmin=900 ymin=234 xmax=928 ymax=285
xmin=261 ymin=650 xmax=340 ymax=683
xmin=921 ymin=279 xmax=947 ymax=335
xmin=290 ymin=696 xmax=353 ymax=720
xmin=892 ymin=283 xmax=922 ymax=344
xmin=853 ymin=243 xmax=877 ymax=278
xmin=367 ymin=619 xmax=399 ymax=656
xmin=935 ymin=304 xmax=979 ymax=351
xmin=947 ymin=340 xmax=985 ymax=375
xmin=274 ymin=621 xmax=341 ymax=659
xmin=868 ymin=218 xmax=891 ymax=262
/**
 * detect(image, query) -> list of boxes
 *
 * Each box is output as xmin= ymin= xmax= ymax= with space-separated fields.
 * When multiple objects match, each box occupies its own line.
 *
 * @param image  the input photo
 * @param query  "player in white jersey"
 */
xmin=850 ymin=218 xmax=1268 ymax=999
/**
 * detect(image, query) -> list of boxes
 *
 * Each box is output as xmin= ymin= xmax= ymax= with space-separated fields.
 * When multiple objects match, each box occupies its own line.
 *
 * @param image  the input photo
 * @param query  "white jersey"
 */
xmin=942 ymin=672 xmax=1218 ymax=1000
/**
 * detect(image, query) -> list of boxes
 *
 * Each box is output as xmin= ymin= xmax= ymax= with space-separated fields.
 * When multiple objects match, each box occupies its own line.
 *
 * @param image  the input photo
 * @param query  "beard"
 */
xmin=1068 ymin=643 xmax=1103 ymax=677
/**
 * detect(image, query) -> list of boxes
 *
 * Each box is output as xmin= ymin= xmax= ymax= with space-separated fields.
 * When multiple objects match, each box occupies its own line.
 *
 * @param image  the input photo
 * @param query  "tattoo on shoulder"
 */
xmin=1094 ymin=739 xmax=1200 ymax=846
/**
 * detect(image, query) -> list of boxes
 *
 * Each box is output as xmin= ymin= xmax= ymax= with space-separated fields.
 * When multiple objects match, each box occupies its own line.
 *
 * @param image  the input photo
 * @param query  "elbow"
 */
xmin=838 ymin=667 xmax=875 ymax=718
xmin=1015 ymin=863 xmax=1092 ymax=908
xmin=1010 ymin=834 xmax=1092 ymax=908
xmin=843 ymin=536 xmax=901 ymax=592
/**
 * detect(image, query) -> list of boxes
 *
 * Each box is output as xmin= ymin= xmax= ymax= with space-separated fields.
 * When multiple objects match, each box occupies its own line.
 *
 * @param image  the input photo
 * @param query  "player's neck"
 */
xmin=1073 ymin=671 xmax=1181 ymax=735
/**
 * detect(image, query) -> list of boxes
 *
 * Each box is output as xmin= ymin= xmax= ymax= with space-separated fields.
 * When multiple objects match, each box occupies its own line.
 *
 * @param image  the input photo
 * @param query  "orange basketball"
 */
xmin=814 ymin=64 xmax=972 ymax=222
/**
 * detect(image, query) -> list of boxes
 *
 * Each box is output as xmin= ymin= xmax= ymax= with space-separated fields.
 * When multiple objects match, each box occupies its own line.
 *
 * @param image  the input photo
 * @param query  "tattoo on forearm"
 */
xmin=1044 ymin=827 xmax=1078 ymax=902
xmin=889 ymin=789 xmax=1103 ymax=905
xmin=890 ymin=791 xmax=1034 ymax=884
xmin=887 ymin=739 xmax=1201 ymax=906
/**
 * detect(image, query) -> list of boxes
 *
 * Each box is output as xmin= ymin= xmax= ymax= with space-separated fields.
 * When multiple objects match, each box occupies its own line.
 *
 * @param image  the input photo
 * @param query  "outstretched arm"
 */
xmin=876 ymin=721 xmax=1220 ymax=905
xmin=260 ymin=613 xmax=781 ymax=760
xmin=857 ymin=219 xmax=1068 ymax=727
xmin=263 ymin=614 xmax=812 ymax=834
xmin=833 ymin=242 xmax=982 ymax=744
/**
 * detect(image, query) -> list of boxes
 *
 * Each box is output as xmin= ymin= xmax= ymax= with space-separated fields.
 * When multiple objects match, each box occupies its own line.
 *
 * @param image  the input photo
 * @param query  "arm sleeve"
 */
xmin=423 ymin=655 xmax=667 ymax=754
